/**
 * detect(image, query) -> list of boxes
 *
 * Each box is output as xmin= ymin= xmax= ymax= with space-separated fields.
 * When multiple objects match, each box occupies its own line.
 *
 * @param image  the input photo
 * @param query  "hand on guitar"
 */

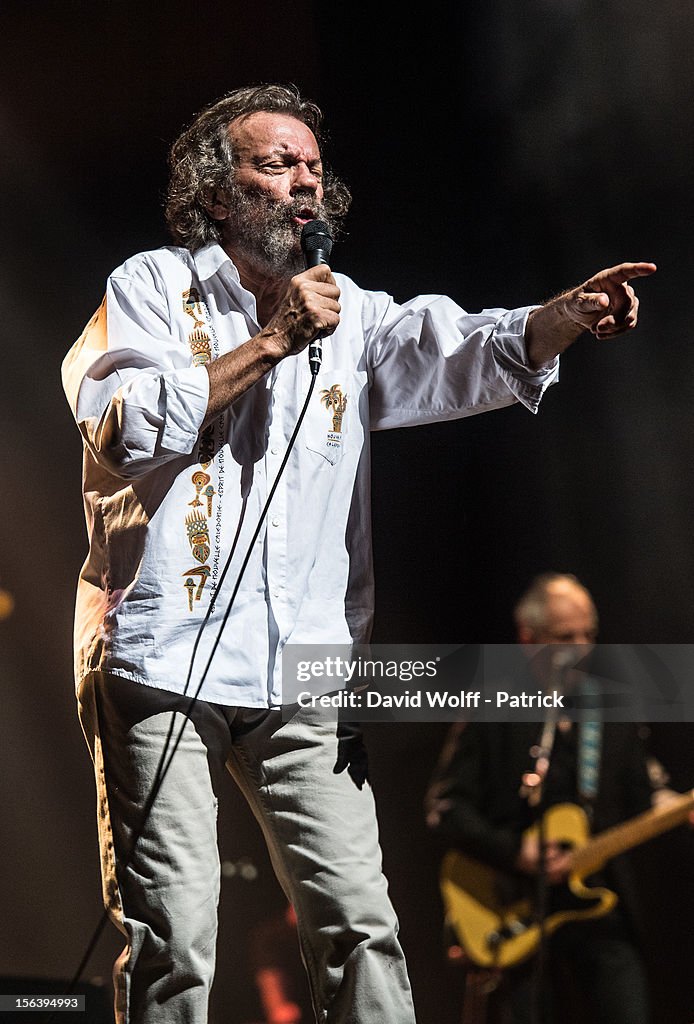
xmin=441 ymin=792 xmax=694 ymax=969
xmin=515 ymin=834 xmax=573 ymax=885
xmin=652 ymin=787 xmax=694 ymax=828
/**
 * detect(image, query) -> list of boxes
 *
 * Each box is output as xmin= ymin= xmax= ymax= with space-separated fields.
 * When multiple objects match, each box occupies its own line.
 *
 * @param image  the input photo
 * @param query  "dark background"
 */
xmin=1 ymin=2 xmax=693 ymax=1022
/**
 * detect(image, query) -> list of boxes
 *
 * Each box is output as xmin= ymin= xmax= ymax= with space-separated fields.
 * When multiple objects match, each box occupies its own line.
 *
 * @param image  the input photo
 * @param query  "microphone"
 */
xmin=301 ymin=219 xmax=333 ymax=267
xmin=301 ymin=220 xmax=334 ymax=376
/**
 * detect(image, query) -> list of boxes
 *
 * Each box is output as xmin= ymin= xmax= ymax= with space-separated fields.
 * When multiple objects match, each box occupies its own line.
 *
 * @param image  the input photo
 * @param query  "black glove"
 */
xmin=333 ymin=720 xmax=370 ymax=789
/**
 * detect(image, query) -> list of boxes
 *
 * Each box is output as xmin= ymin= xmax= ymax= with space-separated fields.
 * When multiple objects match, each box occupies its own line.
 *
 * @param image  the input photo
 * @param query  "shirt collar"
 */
xmin=192 ymin=242 xmax=260 ymax=328
xmin=192 ymin=242 xmax=240 ymax=283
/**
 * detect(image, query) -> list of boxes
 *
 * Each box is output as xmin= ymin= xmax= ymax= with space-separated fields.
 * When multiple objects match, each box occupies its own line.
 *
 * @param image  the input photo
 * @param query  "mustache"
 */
xmin=286 ymin=196 xmax=323 ymax=219
xmin=232 ymin=186 xmax=322 ymax=219
xmin=249 ymin=191 xmax=333 ymax=241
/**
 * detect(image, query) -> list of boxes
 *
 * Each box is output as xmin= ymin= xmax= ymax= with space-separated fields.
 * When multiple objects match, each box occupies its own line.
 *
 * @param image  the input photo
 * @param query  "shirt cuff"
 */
xmin=160 ymin=364 xmax=210 ymax=451
xmin=492 ymin=305 xmax=559 ymax=413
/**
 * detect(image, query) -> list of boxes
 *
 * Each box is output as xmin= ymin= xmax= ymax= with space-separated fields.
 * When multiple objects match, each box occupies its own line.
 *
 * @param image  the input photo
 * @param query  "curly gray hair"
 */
xmin=165 ymin=83 xmax=351 ymax=251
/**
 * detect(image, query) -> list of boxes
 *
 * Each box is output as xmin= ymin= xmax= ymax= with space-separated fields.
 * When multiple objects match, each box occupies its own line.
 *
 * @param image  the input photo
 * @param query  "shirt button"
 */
xmin=270 ymin=446 xmax=279 ymax=455
xmin=271 ymin=516 xmax=280 ymax=527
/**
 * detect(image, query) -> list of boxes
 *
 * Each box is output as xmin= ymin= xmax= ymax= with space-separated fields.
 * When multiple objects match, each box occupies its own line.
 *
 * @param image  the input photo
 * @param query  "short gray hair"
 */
xmin=513 ymin=572 xmax=597 ymax=632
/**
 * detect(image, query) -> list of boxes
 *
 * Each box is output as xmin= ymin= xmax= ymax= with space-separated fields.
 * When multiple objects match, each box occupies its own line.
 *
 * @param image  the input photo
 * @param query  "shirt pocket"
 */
xmin=302 ymin=369 xmax=353 ymax=466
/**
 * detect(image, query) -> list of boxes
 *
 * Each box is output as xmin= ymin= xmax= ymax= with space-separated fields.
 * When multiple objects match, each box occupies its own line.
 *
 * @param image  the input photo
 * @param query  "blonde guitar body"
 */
xmin=441 ymin=791 xmax=694 ymax=970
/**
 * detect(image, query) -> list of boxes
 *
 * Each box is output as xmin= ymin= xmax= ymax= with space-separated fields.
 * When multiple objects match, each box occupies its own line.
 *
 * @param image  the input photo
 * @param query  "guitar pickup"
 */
xmin=487 ymin=916 xmax=532 ymax=950
xmin=507 ymin=917 xmax=532 ymax=936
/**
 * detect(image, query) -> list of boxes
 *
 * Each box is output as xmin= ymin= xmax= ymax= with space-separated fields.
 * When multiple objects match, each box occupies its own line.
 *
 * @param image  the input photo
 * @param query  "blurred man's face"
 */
xmin=519 ymin=581 xmax=598 ymax=686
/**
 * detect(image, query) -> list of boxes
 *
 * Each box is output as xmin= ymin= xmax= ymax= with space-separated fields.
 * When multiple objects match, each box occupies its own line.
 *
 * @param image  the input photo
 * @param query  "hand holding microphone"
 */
xmin=255 ymin=221 xmax=339 ymax=371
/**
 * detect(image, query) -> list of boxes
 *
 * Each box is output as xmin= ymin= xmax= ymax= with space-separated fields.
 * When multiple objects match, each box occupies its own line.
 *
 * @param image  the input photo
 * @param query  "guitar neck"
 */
xmin=572 ymin=788 xmax=694 ymax=876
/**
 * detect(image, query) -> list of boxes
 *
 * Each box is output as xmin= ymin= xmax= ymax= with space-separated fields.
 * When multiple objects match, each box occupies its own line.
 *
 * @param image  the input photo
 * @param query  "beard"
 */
xmin=223 ymin=185 xmax=330 ymax=279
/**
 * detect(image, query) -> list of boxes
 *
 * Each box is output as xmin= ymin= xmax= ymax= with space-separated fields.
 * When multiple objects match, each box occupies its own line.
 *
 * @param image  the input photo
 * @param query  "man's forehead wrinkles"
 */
xmin=243 ymin=143 xmax=322 ymax=165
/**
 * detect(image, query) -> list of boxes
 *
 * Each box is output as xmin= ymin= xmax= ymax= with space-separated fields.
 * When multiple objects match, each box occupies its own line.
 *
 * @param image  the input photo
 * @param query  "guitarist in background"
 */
xmin=426 ymin=573 xmax=660 ymax=1024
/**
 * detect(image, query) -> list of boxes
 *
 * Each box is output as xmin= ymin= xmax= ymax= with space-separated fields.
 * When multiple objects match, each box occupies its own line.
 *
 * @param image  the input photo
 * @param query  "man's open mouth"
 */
xmin=292 ymin=207 xmax=318 ymax=226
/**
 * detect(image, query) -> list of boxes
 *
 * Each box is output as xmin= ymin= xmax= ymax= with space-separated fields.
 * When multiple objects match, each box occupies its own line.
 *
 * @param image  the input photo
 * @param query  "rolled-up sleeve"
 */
xmin=62 ymin=261 xmax=209 ymax=479
xmin=362 ymin=289 xmax=558 ymax=430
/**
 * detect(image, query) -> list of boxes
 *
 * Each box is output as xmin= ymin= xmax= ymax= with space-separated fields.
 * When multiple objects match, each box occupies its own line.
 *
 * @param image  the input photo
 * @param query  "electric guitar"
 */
xmin=440 ymin=789 xmax=694 ymax=970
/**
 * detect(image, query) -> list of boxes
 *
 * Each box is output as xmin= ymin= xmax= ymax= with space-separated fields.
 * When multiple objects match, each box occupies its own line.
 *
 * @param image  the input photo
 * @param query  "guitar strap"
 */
xmin=577 ymin=675 xmax=602 ymax=804
xmin=525 ymin=673 xmax=602 ymax=810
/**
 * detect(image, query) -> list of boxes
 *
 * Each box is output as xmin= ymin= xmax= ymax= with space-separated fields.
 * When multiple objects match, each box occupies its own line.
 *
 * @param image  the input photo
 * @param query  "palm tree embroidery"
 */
xmin=320 ymin=384 xmax=348 ymax=433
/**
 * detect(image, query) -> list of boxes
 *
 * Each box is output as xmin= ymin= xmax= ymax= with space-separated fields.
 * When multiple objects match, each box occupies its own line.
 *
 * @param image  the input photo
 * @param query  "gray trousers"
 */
xmin=78 ymin=672 xmax=416 ymax=1024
